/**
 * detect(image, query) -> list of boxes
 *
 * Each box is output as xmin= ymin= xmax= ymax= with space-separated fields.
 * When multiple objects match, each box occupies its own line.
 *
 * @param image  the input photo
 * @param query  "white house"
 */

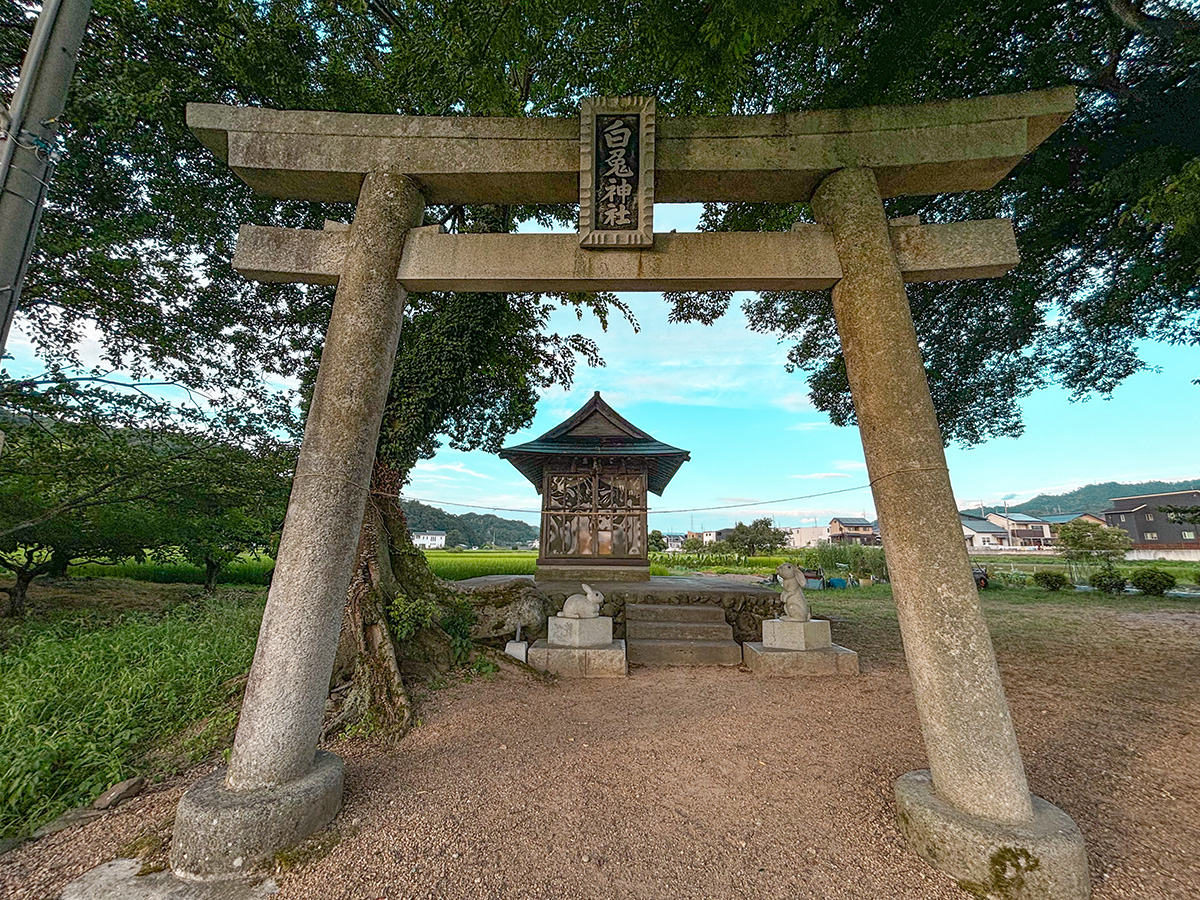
xmin=785 ymin=525 xmax=830 ymax=548
xmin=411 ymin=531 xmax=447 ymax=550
xmin=960 ymin=515 xmax=1008 ymax=547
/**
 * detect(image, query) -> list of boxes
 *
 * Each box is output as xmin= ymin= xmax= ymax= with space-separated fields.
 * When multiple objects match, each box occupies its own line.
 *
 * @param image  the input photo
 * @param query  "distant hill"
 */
xmin=961 ymin=478 xmax=1200 ymax=518
xmin=400 ymin=499 xmax=538 ymax=548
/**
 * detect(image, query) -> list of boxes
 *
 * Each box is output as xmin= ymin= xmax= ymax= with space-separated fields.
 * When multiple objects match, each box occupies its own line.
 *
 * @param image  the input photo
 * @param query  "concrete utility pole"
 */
xmin=0 ymin=0 xmax=93 ymax=357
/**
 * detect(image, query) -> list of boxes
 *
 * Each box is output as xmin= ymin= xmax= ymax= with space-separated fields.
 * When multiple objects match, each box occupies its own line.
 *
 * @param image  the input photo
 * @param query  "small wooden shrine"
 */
xmin=499 ymin=392 xmax=689 ymax=581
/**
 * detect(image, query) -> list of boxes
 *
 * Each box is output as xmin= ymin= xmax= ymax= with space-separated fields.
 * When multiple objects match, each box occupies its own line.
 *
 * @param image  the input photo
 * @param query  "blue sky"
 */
xmin=406 ymin=204 xmax=1200 ymax=531
xmin=7 ymin=203 xmax=1197 ymax=532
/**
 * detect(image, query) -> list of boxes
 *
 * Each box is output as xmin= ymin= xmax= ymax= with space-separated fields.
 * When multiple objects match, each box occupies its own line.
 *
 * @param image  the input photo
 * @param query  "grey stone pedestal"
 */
xmin=895 ymin=771 xmax=1090 ymax=900
xmin=170 ymin=751 xmax=343 ymax=880
xmin=742 ymin=641 xmax=859 ymax=676
xmin=743 ymin=617 xmax=858 ymax=676
xmin=528 ymin=615 xmax=626 ymax=677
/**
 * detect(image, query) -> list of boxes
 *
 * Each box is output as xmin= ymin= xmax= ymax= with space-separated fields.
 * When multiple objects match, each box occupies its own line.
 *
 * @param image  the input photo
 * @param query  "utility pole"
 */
xmin=0 ymin=0 xmax=93 ymax=358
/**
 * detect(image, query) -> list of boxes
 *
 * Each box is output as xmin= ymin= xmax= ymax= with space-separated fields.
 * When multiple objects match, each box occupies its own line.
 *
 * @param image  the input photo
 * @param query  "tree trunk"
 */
xmin=203 ymin=556 xmax=221 ymax=593
xmin=324 ymin=461 xmax=453 ymax=742
xmin=49 ymin=548 xmax=71 ymax=578
xmin=2 ymin=569 xmax=34 ymax=617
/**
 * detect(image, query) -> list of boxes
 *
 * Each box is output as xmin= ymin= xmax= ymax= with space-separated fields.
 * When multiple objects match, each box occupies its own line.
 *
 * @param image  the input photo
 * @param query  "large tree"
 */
xmin=5 ymin=0 xmax=1198 ymax=732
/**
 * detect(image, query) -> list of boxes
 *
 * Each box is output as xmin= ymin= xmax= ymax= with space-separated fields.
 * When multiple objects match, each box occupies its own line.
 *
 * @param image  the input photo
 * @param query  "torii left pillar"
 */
xmin=170 ymin=171 xmax=424 ymax=879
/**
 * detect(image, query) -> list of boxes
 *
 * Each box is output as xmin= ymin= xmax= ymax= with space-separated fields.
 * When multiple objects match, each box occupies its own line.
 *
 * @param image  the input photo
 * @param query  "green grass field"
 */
xmin=0 ymin=589 xmax=265 ymax=838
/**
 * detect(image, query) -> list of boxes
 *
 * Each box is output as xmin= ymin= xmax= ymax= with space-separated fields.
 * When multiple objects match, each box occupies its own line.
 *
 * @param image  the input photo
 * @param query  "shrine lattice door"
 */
xmin=540 ymin=467 xmax=647 ymax=563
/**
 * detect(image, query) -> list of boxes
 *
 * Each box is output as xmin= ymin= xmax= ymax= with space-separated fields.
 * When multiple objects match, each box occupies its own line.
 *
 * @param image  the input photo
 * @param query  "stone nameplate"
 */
xmin=579 ymin=97 xmax=654 ymax=248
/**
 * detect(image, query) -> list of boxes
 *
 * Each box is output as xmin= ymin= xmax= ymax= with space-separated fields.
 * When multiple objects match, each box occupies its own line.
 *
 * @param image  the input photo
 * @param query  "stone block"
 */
xmin=762 ymin=618 xmax=831 ymax=650
xmin=894 ymin=770 xmax=1090 ymax=900
xmin=742 ymin=642 xmax=859 ymax=676
xmin=504 ymin=640 xmax=528 ymax=663
xmin=549 ymin=615 xmax=613 ymax=648
xmin=170 ymin=750 xmax=343 ymax=880
xmin=528 ymin=640 xmax=627 ymax=678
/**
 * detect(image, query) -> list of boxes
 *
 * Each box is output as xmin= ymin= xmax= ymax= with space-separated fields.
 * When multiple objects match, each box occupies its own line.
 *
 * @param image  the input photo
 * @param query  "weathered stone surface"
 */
xmin=0 ymin=837 xmax=24 ymax=856
xmin=626 ymin=638 xmax=742 ymax=667
xmin=233 ymin=220 xmax=1018 ymax=292
xmin=222 ymin=171 xmax=423 ymax=793
xmin=762 ymin=618 xmax=832 ymax=650
xmin=527 ymin=640 xmax=627 ymax=677
xmin=187 ymin=88 xmax=1073 ymax=204
xmin=548 ymin=615 xmax=613 ymax=648
xmin=534 ymin=564 xmax=648 ymax=583
xmin=895 ymin=771 xmax=1090 ymax=900
xmin=812 ymin=166 xmax=1035 ymax=825
xmin=742 ymin=642 xmax=860 ymax=676
xmin=451 ymin=575 xmax=548 ymax=640
xmin=31 ymin=807 xmax=105 ymax=838
xmin=170 ymin=751 xmax=342 ymax=880
xmin=64 ymin=858 xmax=279 ymax=899
xmin=92 ymin=776 xmax=146 ymax=810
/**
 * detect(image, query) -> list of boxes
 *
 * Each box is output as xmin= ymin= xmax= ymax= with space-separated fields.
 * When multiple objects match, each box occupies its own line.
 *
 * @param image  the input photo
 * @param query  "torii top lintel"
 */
xmin=186 ymin=87 xmax=1074 ymax=206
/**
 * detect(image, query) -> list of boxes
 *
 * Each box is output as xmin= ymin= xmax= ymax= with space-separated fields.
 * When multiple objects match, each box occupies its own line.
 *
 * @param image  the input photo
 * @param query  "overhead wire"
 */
xmin=394 ymin=482 xmax=872 ymax=516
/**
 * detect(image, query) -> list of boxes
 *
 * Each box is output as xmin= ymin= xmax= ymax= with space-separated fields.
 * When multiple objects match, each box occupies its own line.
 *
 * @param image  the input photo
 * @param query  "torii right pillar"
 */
xmin=813 ymin=167 xmax=1090 ymax=900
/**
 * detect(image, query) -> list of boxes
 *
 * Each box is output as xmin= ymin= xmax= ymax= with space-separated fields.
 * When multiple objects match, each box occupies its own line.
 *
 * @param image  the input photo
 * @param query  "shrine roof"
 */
xmin=498 ymin=393 xmax=690 ymax=496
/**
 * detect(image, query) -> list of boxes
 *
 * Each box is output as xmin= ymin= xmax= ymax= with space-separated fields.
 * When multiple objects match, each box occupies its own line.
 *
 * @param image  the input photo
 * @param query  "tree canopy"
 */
xmin=1 ymin=0 xmax=1196 ymax=453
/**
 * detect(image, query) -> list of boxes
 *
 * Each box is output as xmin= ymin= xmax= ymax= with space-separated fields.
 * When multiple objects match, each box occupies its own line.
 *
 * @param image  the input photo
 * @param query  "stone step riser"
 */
xmin=625 ymin=620 xmax=734 ymax=641
xmin=626 ymin=639 xmax=744 ymax=666
xmin=625 ymin=603 xmax=727 ymax=623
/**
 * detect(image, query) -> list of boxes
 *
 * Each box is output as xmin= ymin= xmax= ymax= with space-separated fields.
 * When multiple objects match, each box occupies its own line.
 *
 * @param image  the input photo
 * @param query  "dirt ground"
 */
xmin=4 ymin=597 xmax=1199 ymax=900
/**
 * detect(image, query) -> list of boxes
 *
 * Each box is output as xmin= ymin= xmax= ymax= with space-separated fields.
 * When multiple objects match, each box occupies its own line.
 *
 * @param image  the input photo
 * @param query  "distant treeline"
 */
xmin=400 ymin=499 xmax=538 ymax=548
xmin=963 ymin=478 xmax=1200 ymax=518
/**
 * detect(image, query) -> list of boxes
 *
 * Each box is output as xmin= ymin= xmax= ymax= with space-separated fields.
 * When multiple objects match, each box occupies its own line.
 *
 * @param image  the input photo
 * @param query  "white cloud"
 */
xmin=411 ymin=461 xmax=492 ymax=479
xmin=832 ymin=459 xmax=867 ymax=471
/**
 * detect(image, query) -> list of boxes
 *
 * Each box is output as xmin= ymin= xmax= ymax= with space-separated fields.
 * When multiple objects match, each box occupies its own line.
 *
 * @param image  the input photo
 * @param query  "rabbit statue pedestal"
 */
xmin=743 ymin=617 xmax=859 ymax=677
xmin=528 ymin=585 xmax=627 ymax=677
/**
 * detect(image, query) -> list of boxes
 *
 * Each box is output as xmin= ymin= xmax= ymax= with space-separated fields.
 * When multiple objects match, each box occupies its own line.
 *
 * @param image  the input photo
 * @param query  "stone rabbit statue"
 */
xmin=558 ymin=583 xmax=604 ymax=619
xmin=776 ymin=563 xmax=811 ymax=622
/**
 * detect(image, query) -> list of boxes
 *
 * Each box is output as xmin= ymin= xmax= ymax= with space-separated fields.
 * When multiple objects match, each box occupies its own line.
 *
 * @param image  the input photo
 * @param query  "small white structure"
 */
xmin=410 ymin=530 xmax=447 ymax=549
xmin=785 ymin=525 xmax=830 ymax=548
xmin=528 ymin=584 xmax=626 ymax=677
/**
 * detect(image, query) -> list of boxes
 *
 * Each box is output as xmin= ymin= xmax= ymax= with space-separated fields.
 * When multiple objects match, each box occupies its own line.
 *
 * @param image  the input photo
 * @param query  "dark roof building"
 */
xmin=1104 ymin=490 xmax=1200 ymax=550
xmin=499 ymin=393 xmax=690 ymax=581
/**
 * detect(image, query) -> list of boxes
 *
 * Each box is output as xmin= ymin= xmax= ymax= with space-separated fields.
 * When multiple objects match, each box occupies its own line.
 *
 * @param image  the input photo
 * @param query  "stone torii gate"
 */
xmin=172 ymin=88 xmax=1089 ymax=899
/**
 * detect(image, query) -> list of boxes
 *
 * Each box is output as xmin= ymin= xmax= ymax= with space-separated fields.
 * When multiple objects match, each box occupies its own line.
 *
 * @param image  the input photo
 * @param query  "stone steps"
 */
xmin=624 ymin=603 xmax=742 ymax=666
xmin=626 ymin=638 xmax=744 ymax=666
xmin=626 ymin=619 xmax=734 ymax=641
xmin=625 ymin=602 xmax=727 ymax=623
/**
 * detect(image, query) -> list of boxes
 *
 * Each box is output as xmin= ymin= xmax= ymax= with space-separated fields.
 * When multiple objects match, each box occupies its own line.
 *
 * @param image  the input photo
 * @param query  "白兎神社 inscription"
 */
xmin=579 ymin=96 xmax=654 ymax=247
xmin=168 ymin=88 xmax=1092 ymax=900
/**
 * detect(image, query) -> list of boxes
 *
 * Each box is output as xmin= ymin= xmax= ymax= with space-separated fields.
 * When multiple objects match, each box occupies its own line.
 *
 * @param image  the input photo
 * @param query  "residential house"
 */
xmin=1040 ymin=512 xmax=1104 ymax=541
xmin=985 ymin=512 xmax=1052 ymax=547
xmin=960 ymin=514 xmax=1009 ymax=548
xmin=663 ymin=533 xmax=686 ymax=551
xmin=1104 ymin=490 xmax=1200 ymax=549
xmin=829 ymin=516 xmax=879 ymax=545
xmin=785 ymin=525 xmax=830 ymax=548
xmin=410 ymin=530 xmax=447 ymax=550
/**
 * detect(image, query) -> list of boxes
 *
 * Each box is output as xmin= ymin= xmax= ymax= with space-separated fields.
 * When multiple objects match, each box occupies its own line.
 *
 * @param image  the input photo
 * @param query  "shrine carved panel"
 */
xmin=542 ymin=467 xmax=647 ymax=561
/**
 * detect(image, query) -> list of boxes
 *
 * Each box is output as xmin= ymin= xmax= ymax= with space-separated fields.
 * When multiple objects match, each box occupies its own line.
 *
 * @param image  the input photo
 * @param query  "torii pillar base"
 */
xmin=896 ymin=772 xmax=1089 ymax=900
xmin=812 ymin=167 xmax=1089 ymax=900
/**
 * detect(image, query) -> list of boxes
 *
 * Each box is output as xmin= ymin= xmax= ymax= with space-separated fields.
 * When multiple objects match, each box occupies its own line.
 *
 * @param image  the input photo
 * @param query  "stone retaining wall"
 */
xmin=453 ymin=575 xmax=783 ymax=643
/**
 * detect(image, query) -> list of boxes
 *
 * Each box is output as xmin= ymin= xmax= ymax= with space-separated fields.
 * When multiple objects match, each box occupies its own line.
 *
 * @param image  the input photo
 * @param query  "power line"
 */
xmin=399 ymin=482 xmax=872 ymax=516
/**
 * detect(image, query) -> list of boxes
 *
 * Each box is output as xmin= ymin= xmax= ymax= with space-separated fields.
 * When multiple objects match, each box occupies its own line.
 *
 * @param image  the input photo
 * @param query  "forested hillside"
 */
xmin=400 ymin=500 xmax=538 ymax=548
xmin=963 ymin=478 xmax=1200 ymax=518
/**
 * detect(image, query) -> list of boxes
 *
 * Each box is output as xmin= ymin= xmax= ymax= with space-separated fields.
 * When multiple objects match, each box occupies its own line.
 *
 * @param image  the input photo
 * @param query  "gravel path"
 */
xmin=5 ymin=607 xmax=1198 ymax=900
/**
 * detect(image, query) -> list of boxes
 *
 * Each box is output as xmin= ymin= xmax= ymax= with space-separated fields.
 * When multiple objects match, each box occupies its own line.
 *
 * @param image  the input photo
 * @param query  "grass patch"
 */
xmin=0 ymin=592 xmax=265 ymax=838
xmin=69 ymin=556 xmax=275 ymax=586
xmin=421 ymin=550 xmax=668 ymax=579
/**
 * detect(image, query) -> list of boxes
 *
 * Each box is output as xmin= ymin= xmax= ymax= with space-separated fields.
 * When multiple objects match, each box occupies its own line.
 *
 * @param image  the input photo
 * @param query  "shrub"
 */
xmin=1129 ymin=568 xmax=1177 ymax=596
xmin=1032 ymin=571 xmax=1070 ymax=591
xmin=1089 ymin=569 xmax=1127 ymax=594
xmin=0 ymin=596 xmax=264 ymax=837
